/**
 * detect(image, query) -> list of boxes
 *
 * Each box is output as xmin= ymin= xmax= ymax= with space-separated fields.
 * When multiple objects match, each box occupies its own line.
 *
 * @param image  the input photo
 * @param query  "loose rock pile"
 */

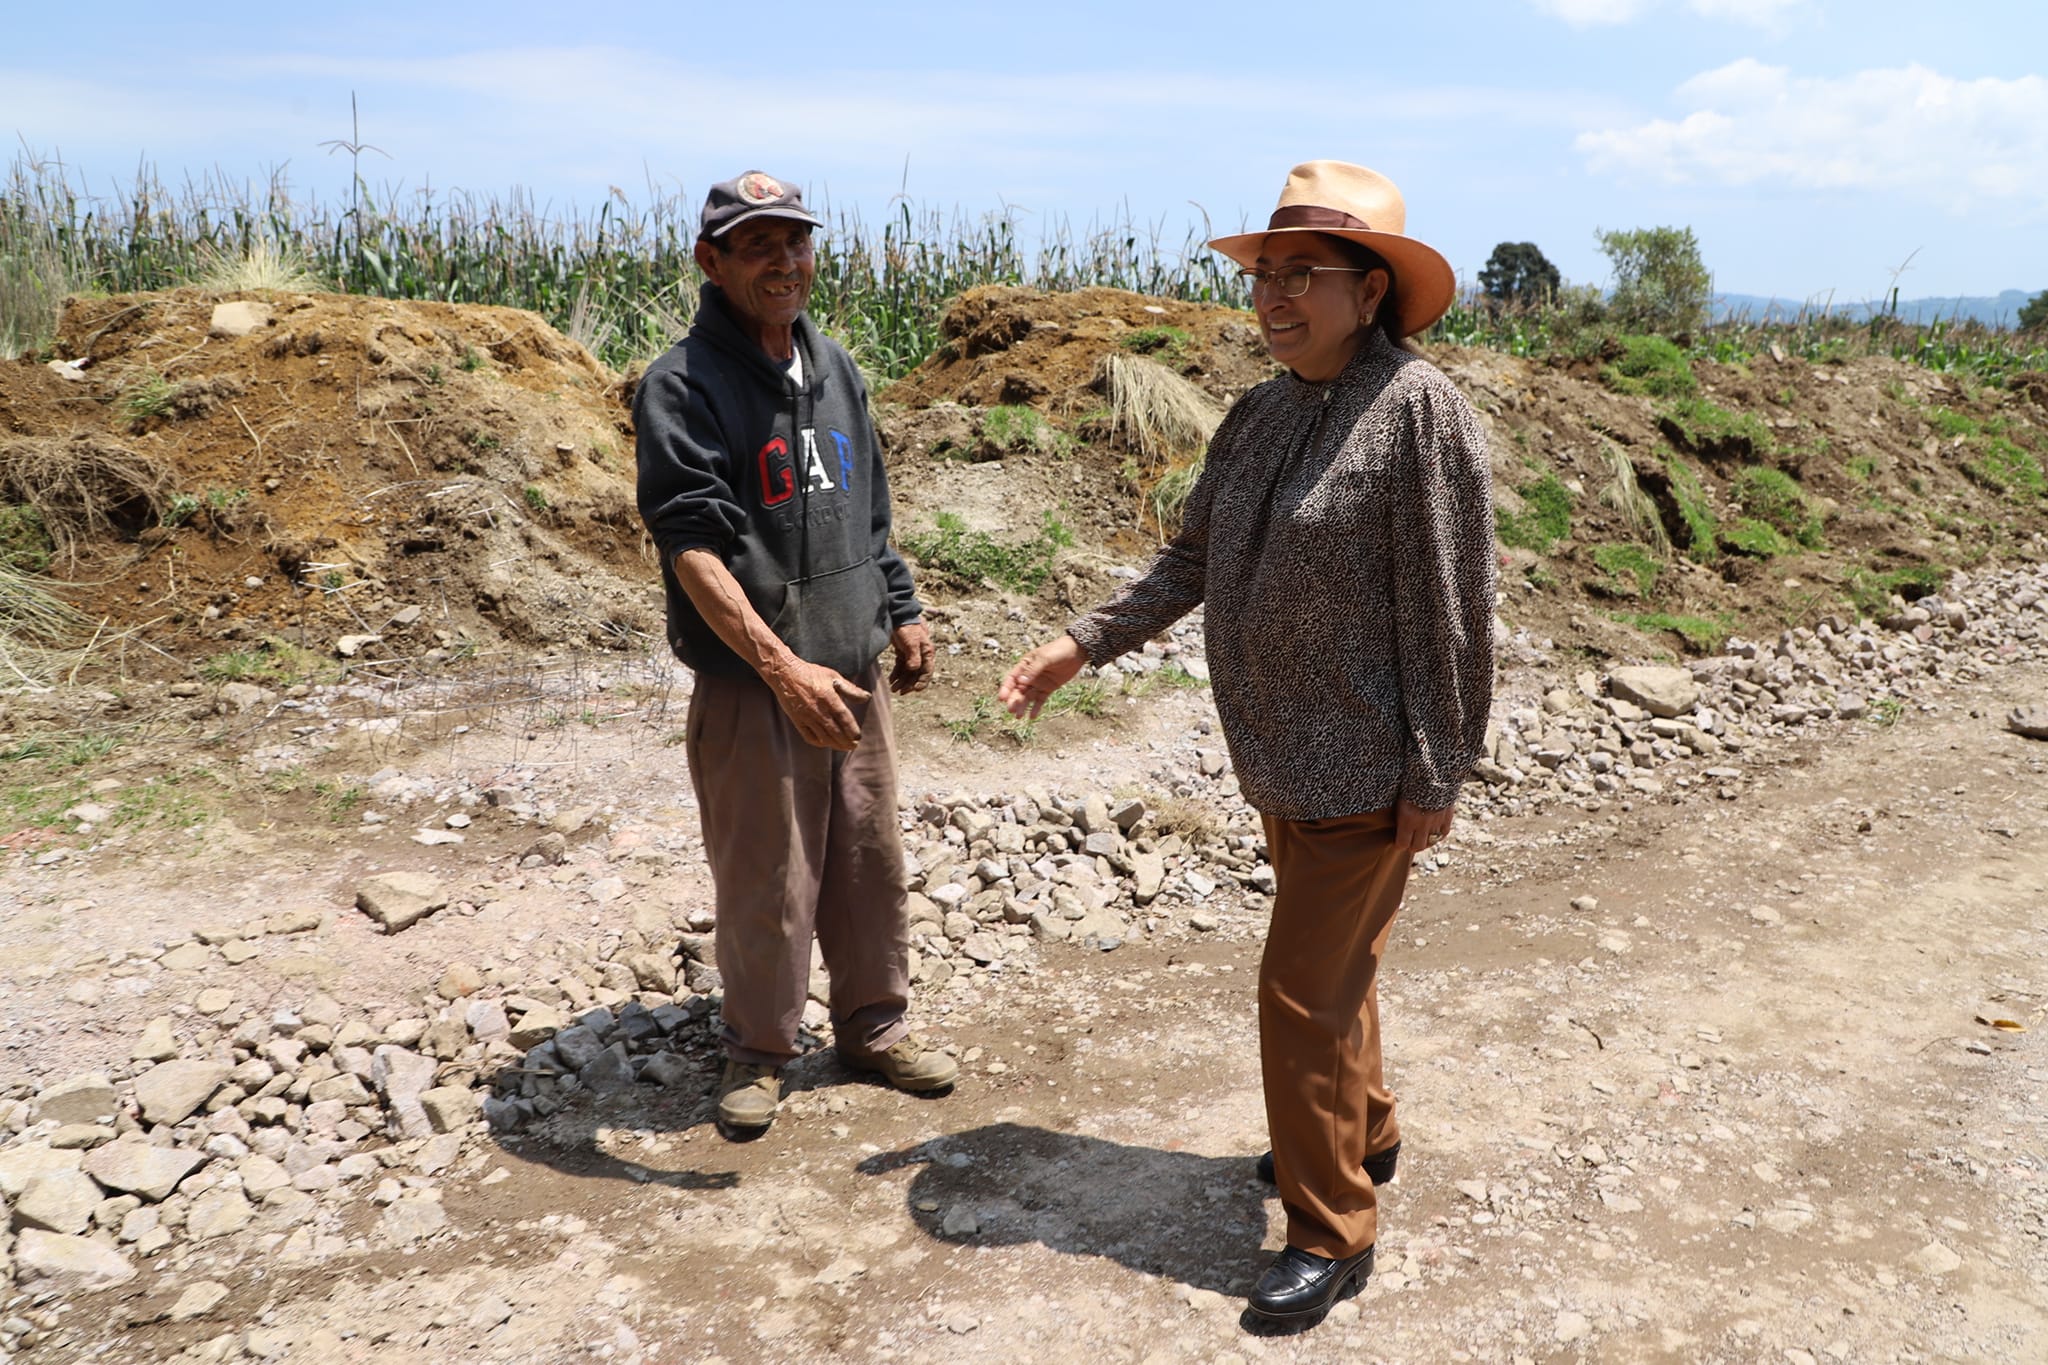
xmin=2 ymin=564 xmax=2043 ymax=1335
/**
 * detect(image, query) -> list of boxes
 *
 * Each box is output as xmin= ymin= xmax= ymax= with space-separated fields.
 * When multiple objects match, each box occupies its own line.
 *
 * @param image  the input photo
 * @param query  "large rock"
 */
xmin=372 ymin=1045 xmax=440 ymax=1139
xmin=82 ymin=1140 xmax=207 ymax=1202
xmin=184 ymin=1188 xmax=253 ymax=1240
xmin=133 ymin=1060 xmax=232 ymax=1126
xmin=208 ymin=301 xmax=273 ymax=338
xmin=34 ymin=1072 xmax=119 ymax=1126
xmin=14 ymin=1169 xmax=105 ymax=1234
xmin=418 ymin=1087 xmax=478 ymax=1133
xmin=1130 ymin=852 xmax=1166 ymax=904
xmin=1606 ymin=666 xmax=1699 ymax=719
xmin=14 ymin=1229 xmax=136 ymax=1289
xmin=356 ymin=872 xmax=449 ymax=933
xmin=507 ymin=1006 xmax=565 ymax=1050
xmin=0 ymin=1142 xmax=82 ymax=1197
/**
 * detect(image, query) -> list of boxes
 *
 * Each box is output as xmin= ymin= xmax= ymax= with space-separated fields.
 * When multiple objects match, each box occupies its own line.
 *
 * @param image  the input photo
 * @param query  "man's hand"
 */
xmin=763 ymin=657 xmax=871 ymax=751
xmin=888 ymin=621 xmax=935 ymax=695
xmin=1392 ymin=797 xmax=1455 ymax=856
xmin=998 ymin=635 xmax=1088 ymax=720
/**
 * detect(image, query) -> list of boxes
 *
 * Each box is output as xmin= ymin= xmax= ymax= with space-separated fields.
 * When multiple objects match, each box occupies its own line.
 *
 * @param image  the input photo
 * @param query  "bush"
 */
xmin=1596 ymin=226 xmax=1711 ymax=336
xmin=1497 ymin=474 xmax=1572 ymax=552
xmin=1600 ymin=335 xmax=1696 ymax=398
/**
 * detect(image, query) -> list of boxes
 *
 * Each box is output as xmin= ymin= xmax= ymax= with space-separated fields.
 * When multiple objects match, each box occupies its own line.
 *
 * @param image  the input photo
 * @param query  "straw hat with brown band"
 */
xmin=1208 ymin=161 xmax=1456 ymax=340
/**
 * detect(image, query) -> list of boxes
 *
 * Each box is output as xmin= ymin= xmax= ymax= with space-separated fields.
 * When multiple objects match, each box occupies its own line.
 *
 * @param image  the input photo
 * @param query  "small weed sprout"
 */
xmin=523 ymin=485 xmax=551 ymax=513
xmin=121 ymin=374 xmax=179 ymax=424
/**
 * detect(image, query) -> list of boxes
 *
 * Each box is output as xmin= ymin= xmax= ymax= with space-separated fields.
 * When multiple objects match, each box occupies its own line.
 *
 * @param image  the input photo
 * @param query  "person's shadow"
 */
xmin=858 ymin=1122 xmax=1277 ymax=1300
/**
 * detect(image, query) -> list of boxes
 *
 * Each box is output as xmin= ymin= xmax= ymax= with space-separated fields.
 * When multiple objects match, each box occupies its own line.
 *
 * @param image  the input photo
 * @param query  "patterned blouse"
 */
xmin=1068 ymin=329 xmax=1497 ymax=820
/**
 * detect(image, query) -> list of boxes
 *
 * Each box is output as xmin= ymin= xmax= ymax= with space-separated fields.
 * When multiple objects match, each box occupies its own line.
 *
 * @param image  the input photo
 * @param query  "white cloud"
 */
xmin=1577 ymin=60 xmax=2048 ymax=208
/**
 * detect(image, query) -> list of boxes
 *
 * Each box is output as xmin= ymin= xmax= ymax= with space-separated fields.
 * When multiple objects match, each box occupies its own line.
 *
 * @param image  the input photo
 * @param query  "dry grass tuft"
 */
xmin=1097 ymin=352 xmax=1221 ymax=468
xmin=0 ymin=434 xmax=174 ymax=564
xmin=0 ymin=559 xmax=86 ymax=690
xmin=196 ymin=237 xmax=327 ymax=294
xmin=1599 ymin=443 xmax=1670 ymax=554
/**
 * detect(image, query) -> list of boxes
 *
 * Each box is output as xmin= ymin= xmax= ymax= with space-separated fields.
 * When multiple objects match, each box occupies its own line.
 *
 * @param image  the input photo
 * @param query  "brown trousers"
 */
xmin=686 ymin=663 xmax=911 ymax=1067
xmin=1259 ymin=807 xmax=1410 ymax=1259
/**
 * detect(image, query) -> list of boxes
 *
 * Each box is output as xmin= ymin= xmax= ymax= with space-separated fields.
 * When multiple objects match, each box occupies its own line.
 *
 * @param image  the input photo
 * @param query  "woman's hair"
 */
xmin=1323 ymin=235 xmax=1421 ymax=353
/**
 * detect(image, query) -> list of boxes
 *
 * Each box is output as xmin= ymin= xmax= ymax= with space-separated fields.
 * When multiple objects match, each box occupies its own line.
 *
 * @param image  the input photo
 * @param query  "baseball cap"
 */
xmin=699 ymin=171 xmax=825 ymax=240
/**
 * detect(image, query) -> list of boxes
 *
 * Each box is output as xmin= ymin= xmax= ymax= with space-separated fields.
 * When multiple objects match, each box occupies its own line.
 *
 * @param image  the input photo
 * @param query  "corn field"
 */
xmin=2 ymin=151 xmax=2042 ymax=383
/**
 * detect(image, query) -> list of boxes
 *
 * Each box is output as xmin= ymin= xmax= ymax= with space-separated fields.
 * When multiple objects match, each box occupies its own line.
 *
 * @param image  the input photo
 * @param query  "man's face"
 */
xmin=698 ymin=218 xmax=816 ymax=336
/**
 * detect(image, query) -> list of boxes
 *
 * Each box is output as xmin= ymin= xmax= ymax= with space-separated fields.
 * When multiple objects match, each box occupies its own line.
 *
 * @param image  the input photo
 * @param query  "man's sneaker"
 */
xmin=837 ymin=1034 xmax=959 ymax=1093
xmin=716 ymin=1061 xmax=783 ymax=1133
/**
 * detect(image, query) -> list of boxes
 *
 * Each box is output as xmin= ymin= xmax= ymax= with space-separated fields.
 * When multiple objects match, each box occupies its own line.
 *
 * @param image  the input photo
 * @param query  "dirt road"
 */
xmin=2 ymin=640 xmax=2044 ymax=1364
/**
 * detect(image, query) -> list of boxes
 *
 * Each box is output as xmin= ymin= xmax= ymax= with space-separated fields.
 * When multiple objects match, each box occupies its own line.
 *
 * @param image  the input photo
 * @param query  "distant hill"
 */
xmin=1713 ymin=288 xmax=2041 ymax=329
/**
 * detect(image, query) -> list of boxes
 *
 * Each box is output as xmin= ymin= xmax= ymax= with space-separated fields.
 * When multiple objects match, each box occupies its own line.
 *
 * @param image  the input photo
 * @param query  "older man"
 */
xmin=634 ymin=170 xmax=957 ymax=1135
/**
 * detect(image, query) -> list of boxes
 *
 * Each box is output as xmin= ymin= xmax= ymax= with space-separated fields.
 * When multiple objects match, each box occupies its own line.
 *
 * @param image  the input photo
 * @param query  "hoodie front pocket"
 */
xmin=769 ymin=560 xmax=890 ymax=674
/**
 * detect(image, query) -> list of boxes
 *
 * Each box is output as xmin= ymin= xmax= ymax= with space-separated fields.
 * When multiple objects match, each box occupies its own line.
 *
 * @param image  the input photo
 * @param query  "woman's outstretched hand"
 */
xmin=999 ymin=635 xmax=1088 ymax=720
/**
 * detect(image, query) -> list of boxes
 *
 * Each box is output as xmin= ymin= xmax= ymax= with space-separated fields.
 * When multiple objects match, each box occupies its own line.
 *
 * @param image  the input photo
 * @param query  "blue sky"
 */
xmin=4 ymin=0 xmax=2043 ymax=304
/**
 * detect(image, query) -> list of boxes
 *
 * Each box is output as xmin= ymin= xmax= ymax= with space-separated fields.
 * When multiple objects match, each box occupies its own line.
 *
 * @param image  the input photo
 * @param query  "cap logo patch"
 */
xmin=737 ymin=173 xmax=785 ymax=205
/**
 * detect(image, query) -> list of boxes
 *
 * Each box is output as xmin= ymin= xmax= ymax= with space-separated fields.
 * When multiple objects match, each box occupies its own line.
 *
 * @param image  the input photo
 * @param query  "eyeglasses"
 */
xmin=1235 ymin=265 xmax=1366 ymax=298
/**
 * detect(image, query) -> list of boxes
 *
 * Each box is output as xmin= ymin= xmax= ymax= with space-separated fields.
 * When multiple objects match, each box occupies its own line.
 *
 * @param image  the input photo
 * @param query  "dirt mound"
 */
xmin=0 ymin=290 xmax=656 ymax=676
xmin=877 ymin=286 xmax=2048 ymax=696
xmin=882 ymin=285 xmax=1275 ymax=414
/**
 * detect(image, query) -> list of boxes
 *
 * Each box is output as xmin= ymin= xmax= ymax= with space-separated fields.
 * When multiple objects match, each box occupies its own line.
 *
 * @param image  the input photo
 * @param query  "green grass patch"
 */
xmin=979 ymin=405 xmax=1068 ymax=457
xmin=1591 ymin=542 xmax=1660 ymax=598
xmin=1497 ymin=474 xmax=1573 ymax=552
xmin=1730 ymin=465 xmax=1822 ymax=547
xmin=1846 ymin=454 xmax=1879 ymax=482
xmin=1120 ymin=325 xmax=1192 ymax=363
xmin=0 ymin=503 xmax=53 ymax=572
xmin=1968 ymin=437 xmax=2044 ymax=500
xmin=1722 ymin=518 xmax=1791 ymax=557
xmin=1926 ymin=406 xmax=1980 ymax=439
xmin=901 ymin=509 xmax=1074 ymax=593
xmin=1665 ymin=458 xmax=1718 ymax=561
xmin=1659 ymin=397 xmax=1774 ymax=457
xmin=943 ymin=694 xmax=1037 ymax=745
xmin=523 ymin=484 xmax=550 ymax=512
xmin=1611 ymin=611 xmax=1730 ymax=652
xmin=198 ymin=636 xmax=341 ymax=687
xmin=1845 ymin=564 xmax=1945 ymax=618
xmin=1600 ymin=335 xmax=1696 ymax=399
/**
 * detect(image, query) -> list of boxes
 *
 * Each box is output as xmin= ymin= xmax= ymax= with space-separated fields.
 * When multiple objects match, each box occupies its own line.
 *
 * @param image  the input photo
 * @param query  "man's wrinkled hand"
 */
xmin=889 ymin=621 xmax=934 ymax=695
xmin=765 ymin=658 xmax=870 ymax=750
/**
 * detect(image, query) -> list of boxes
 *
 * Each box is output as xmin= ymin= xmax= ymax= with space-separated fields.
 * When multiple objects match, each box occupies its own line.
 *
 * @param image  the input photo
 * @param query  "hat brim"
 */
xmin=708 ymin=205 xmax=826 ymax=238
xmin=1208 ymin=226 xmax=1456 ymax=338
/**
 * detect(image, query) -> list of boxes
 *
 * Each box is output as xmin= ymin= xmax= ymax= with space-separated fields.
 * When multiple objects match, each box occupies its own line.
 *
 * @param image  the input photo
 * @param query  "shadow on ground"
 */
xmin=859 ymin=1121 xmax=1276 ymax=1299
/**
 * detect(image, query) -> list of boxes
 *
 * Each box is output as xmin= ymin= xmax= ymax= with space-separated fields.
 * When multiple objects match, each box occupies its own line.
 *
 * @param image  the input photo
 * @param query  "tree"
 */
xmin=1596 ymin=226 xmax=1711 ymax=336
xmin=1479 ymin=242 xmax=1562 ymax=309
xmin=2020 ymin=289 xmax=2048 ymax=333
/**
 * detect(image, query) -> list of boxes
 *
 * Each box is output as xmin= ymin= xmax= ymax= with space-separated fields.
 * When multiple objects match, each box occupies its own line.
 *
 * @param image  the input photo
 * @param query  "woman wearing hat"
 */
xmin=999 ymin=161 xmax=1496 ymax=1328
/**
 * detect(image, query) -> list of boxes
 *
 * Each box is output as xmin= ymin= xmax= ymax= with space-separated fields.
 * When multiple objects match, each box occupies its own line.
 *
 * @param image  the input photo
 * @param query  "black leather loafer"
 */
xmin=1255 ymin=1141 xmax=1400 ymax=1187
xmin=1247 ymin=1243 xmax=1374 ymax=1325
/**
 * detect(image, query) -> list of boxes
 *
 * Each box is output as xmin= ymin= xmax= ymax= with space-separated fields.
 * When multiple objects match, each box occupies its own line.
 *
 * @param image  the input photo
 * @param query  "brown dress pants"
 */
xmin=685 ymin=662 xmax=912 ymax=1067
xmin=1259 ymin=807 xmax=1410 ymax=1259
